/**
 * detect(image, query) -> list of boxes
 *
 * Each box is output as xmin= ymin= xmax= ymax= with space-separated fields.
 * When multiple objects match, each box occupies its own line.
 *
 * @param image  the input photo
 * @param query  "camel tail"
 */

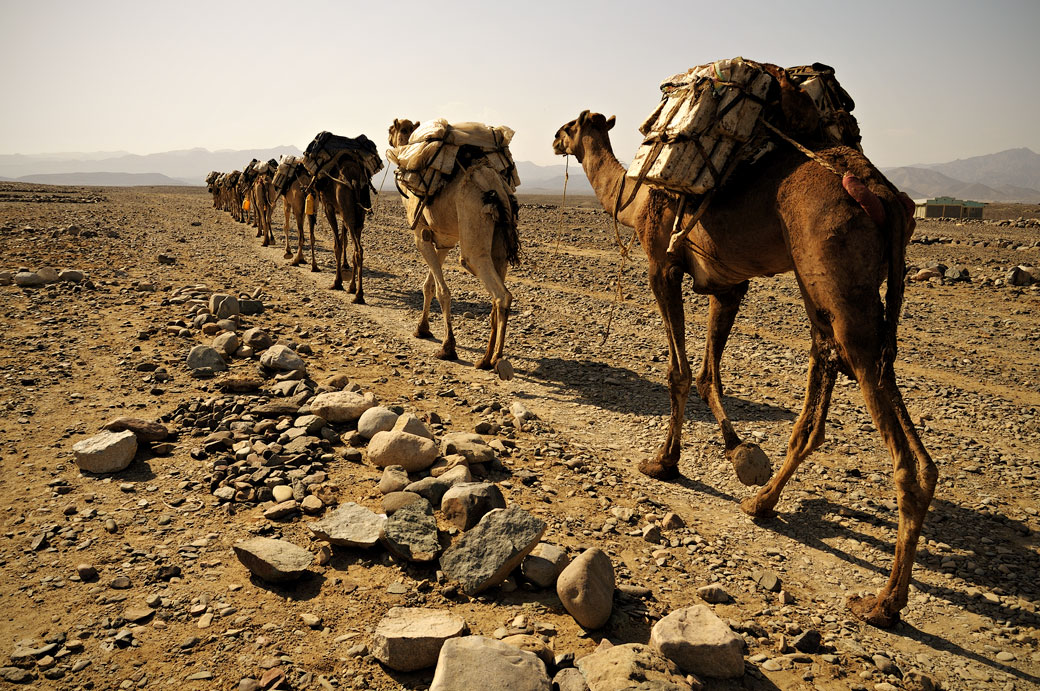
xmin=880 ymin=187 xmax=914 ymax=369
xmin=475 ymin=162 xmax=522 ymax=267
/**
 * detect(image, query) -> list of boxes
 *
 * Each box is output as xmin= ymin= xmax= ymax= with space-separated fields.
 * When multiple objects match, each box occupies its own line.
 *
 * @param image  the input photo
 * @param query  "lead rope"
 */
xmin=553 ymin=155 xmax=569 ymax=256
xmin=602 ymin=175 xmax=638 ymax=346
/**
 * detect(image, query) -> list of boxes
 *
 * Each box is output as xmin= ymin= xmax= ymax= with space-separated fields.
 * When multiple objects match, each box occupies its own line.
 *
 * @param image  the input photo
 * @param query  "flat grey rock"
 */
xmin=650 ymin=605 xmax=744 ymax=679
xmin=260 ymin=344 xmax=305 ymax=372
xmin=430 ymin=636 xmax=550 ymax=691
xmin=440 ymin=482 xmax=506 ymax=531
xmin=308 ymin=502 xmax=385 ymax=548
xmin=232 ymin=537 xmax=313 ymax=583
xmin=381 ymin=500 xmax=441 ymax=562
xmin=73 ymin=430 xmax=138 ymax=473
xmin=370 ymin=607 xmax=467 ymax=672
xmin=186 ymin=345 xmax=227 ymax=372
xmin=440 ymin=506 xmax=546 ymax=594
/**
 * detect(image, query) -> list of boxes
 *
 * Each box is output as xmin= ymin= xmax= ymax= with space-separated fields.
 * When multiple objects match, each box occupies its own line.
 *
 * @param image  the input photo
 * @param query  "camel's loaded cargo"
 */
xmin=303 ymin=132 xmax=383 ymax=184
xmin=388 ymin=119 xmax=521 ymax=200
xmin=271 ymin=155 xmax=300 ymax=196
xmin=628 ymin=58 xmax=857 ymax=196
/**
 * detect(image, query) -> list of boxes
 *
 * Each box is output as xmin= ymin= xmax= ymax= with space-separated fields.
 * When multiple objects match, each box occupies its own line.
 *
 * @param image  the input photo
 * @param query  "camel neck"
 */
xmin=579 ymin=131 xmax=639 ymax=227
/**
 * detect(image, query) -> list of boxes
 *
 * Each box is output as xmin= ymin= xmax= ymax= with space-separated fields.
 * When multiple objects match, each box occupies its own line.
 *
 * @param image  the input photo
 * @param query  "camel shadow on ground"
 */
xmin=523 ymin=355 xmax=796 ymax=426
xmin=731 ymin=494 xmax=1040 ymax=687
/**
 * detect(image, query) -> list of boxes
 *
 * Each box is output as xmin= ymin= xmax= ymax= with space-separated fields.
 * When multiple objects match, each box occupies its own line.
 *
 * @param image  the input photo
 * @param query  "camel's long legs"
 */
xmin=742 ymin=329 xmax=838 ymax=517
xmin=696 ymin=282 xmax=748 ymax=450
xmin=324 ymin=199 xmax=346 ymax=291
xmin=415 ymin=237 xmax=456 ymax=360
xmin=307 ymin=212 xmax=319 ymax=272
xmin=642 ymin=255 xmax=691 ymax=480
xmin=464 ymin=252 xmax=512 ymax=369
xmin=348 ymin=223 xmax=364 ymax=303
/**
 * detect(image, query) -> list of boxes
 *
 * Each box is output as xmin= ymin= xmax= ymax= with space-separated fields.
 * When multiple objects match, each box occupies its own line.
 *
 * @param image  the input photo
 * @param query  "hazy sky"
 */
xmin=1 ymin=0 xmax=1037 ymax=167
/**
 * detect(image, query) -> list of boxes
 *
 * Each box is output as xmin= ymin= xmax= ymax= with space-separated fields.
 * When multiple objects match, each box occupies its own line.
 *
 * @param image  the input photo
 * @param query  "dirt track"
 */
xmin=0 ymin=183 xmax=1038 ymax=690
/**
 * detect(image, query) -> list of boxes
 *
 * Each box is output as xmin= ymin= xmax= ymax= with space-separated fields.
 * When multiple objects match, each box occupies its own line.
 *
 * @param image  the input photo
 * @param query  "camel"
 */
xmin=552 ymin=110 xmax=935 ymax=628
xmin=252 ymin=159 xmax=279 ymax=247
xmin=273 ymin=157 xmax=321 ymax=271
xmin=388 ymin=118 xmax=521 ymax=370
xmin=302 ymin=142 xmax=372 ymax=301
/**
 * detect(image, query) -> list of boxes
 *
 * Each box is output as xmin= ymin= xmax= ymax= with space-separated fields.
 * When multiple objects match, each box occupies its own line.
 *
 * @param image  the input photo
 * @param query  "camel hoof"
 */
xmin=352 ymin=295 xmax=365 ymax=305
xmin=284 ymin=252 xmax=294 ymax=260
xmin=740 ymin=494 xmax=776 ymax=519
xmin=289 ymin=258 xmax=301 ymax=266
xmin=434 ymin=347 xmax=458 ymax=361
xmin=414 ymin=325 xmax=433 ymax=339
xmin=310 ymin=266 xmax=319 ymax=273
xmin=475 ymin=359 xmax=492 ymax=371
xmin=494 ymin=359 xmax=514 ymax=381
xmin=330 ymin=283 xmax=343 ymax=291
xmin=638 ymin=458 xmax=681 ymax=481
xmin=727 ymin=443 xmax=771 ymax=486
xmin=848 ymin=594 xmax=900 ymax=628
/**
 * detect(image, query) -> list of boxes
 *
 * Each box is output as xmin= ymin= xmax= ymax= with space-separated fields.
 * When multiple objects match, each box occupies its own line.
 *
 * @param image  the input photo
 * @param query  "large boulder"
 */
xmin=209 ymin=293 xmax=240 ymax=318
xmin=521 ymin=543 xmax=570 ymax=588
xmin=381 ymin=500 xmax=441 ymax=562
xmin=308 ymin=390 xmax=376 ymax=423
xmin=307 ymin=502 xmax=385 ymax=548
xmin=242 ymin=327 xmax=273 ymax=350
xmin=370 ymin=607 xmax=467 ymax=672
xmin=357 ymin=407 xmax=399 ymax=439
xmin=232 ymin=537 xmax=313 ymax=583
xmin=440 ymin=482 xmax=506 ymax=531
xmin=440 ymin=432 xmax=495 ymax=465
xmin=186 ymin=345 xmax=227 ymax=372
xmin=101 ymin=417 xmax=169 ymax=443
xmin=73 ymin=430 xmax=138 ymax=473
xmin=439 ymin=506 xmax=545 ymax=594
xmin=367 ymin=430 xmax=438 ymax=472
xmin=576 ymin=643 xmax=692 ymax=691
xmin=649 ymin=605 xmax=744 ymax=679
xmin=430 ymin=636 xmax=550 ymax=691
xmin=393 ymin=412 xmax=434 ymax=440
xmin=557 ymin=548 xmax=615 ymax=629
xmin=260 ymin=344 xmax=305 ymax=372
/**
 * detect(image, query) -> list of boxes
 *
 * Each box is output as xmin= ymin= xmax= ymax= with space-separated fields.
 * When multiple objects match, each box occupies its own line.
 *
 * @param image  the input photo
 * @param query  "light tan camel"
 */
xmin=279 ymin=164 xmax=320 ymax=271
xmin=388 ymin=119 xmax=520 ymax=370
xmin=553 ymin=110 xmax=934 ymax=628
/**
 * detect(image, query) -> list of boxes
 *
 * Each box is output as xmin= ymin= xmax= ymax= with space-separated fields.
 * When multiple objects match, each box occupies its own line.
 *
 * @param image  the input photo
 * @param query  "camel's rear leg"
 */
xmin=697 ymin=282 xmax=770 ymax=485
xmin=416 ymin=238 xmax=456 ymax=360
xmin=462 ymin=251 xmax=512 ymax=370
xmin=286 ymin=202 xmax=301 ymax=263
xmin=348 ymin=226 xmax=364 ymax=304
xmin=767 ymin=220 xmax=935 ymax=627
xmin=325 ymin=203 xmax=348 ymax=291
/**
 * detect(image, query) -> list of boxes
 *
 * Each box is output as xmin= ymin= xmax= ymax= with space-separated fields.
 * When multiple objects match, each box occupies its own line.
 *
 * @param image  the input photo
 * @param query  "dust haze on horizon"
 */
xmin=1 ymin=0 xmax=1037 ymax=169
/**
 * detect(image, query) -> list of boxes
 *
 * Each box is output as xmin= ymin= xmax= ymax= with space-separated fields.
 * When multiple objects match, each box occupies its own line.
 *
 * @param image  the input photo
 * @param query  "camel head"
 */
xmin=389 ymin=118 xmax=420 ymax=147
xmin=552 ymin=110 xmax=615 ymax=162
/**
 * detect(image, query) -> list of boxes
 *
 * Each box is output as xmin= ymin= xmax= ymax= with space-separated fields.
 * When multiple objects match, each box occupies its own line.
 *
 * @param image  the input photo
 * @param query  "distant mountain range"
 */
xmin=881 ymin=147 xmax=1040 ymax=202
xmin=2 ymin=145 xmax=1038 ymax=202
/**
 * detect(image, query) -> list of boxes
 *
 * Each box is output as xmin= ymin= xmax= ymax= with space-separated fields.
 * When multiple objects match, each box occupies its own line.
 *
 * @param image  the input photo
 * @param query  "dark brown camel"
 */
xmin=308 ymin=157 xmax=370 ymax=302
xmin=253 ymin=160 xmax=278 ymax=247
xmin=552 ymin=110 xmax=935 ymax=628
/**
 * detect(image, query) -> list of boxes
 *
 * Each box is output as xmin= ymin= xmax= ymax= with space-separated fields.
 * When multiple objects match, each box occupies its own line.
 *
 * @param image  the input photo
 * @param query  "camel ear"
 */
xmin=606 ymin=115 xmax=616 ymax=131
xmin=578 ymin=110 xmax=591 ymax=126
xmin=393 ymin=118 xmax=400 ymax=127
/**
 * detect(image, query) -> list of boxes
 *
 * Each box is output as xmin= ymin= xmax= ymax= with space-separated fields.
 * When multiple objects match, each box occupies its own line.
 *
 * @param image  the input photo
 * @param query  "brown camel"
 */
xmin=301 ymin=138 xmax=374 ymax=302
xmin=552 ymin=110 xmax=935 ymax=628
xmin=388 ymin=119 xmax=520 ymax=370
xmin=252 ymin=159 xmax=279 ymax=247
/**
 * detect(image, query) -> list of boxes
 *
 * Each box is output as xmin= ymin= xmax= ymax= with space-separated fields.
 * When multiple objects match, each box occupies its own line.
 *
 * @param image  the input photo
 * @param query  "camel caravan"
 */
xmin=207 ymin=57 xmax=934 ymax=627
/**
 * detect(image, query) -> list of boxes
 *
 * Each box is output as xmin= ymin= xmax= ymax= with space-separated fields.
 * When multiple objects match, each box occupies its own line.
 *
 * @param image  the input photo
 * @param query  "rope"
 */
xmin=759 ymin=119 xmax=843 ymax=178
xmin=553 ymin=155 xmax=569 ymax=256
xmin=601 ymin=225 xmax=638 ymax=347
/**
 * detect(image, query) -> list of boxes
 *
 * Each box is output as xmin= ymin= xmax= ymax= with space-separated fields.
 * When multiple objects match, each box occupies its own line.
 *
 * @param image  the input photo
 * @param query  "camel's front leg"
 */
xmin=349 ymin=225 xmax=364 ymax=304
xmin=326 ymin=205 xmax=345 ymax=290
xmin=463 ymin=253 xmax=512 ymax=370
xmin=698 ymin=283 xmax=770 ymax=485
xmin=415 ymin=269 xmax=435 ymax=338
xmin=742 ymin=330 xmax=838 ymax=517
xmin=643 ymin=261 xmax=690 ymax=480
xmin=416 ymin=237 xmax=456 ymax=360
xmin=307 ymin=213 xmax=319 ymax=272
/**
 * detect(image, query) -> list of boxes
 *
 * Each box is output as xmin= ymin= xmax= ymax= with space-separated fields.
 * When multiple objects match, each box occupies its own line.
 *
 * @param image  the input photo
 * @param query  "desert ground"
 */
xmin=0 ymin=182 xmax=1038 ymax=690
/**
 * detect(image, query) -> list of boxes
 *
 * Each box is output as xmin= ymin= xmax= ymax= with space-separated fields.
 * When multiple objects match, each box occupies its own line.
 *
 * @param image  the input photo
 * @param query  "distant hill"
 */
xmin=11 ymin=171 xmax=188 ymax=187
xmin=883 ymin=148 xmax=1040 ymax=202
xmin=0 ymin=146 xmax=304 ymax=185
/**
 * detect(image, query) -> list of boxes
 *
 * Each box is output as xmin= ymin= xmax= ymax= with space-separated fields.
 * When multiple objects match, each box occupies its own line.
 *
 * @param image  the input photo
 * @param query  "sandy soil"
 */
xmin=0 ymin=182 xmax=1037 ymax=691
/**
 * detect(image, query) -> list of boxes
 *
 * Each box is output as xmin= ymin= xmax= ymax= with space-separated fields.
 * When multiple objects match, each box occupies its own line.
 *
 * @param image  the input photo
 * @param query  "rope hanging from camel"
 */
xmin=600 ymin=175 xmax=639 ymax=346
xmin=553 ymin=155 xmax=569 ymax=256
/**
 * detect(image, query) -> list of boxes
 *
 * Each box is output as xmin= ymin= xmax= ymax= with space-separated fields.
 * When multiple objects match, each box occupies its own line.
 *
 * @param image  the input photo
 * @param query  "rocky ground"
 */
xmin=0 ymin=181 xmax=1038 ymax=691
